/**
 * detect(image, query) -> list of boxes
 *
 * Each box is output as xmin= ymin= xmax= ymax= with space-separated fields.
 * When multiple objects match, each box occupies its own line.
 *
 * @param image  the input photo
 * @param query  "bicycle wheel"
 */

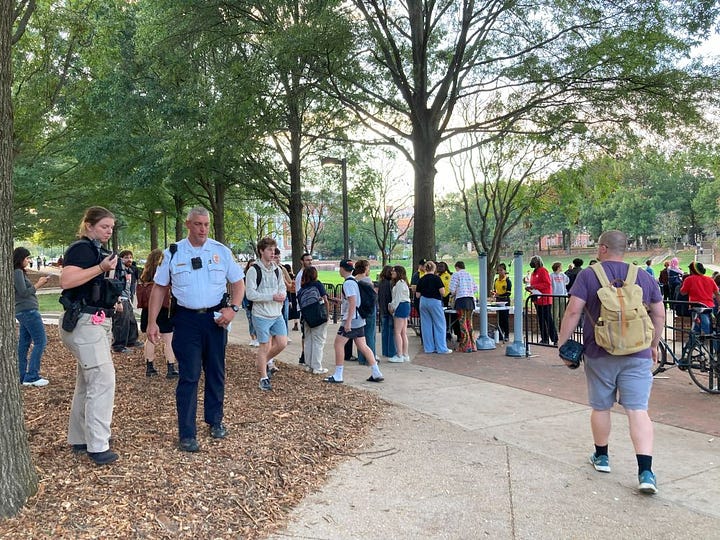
xmin=687 ymin=343 xmax=720 ymax=393
xmin=652 ymin=341 xmax=669 ymax=376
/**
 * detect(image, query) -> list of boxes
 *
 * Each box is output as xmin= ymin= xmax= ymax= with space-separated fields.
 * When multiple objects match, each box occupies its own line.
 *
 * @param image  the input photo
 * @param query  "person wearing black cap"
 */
xmin=324 ymin=259 xmax=384 ymax=384
xmin=680 ymin=261 xmax=720 ymax=334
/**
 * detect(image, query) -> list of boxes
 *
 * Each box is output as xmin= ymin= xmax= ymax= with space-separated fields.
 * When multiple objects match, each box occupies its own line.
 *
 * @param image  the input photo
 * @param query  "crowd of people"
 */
xmin=11 ymin=210 xmax=712 ymax=499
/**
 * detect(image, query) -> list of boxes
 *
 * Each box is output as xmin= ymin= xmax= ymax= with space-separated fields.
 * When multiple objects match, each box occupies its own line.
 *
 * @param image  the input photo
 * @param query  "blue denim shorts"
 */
xmin=393 ymin=301 xmax=411 ymax=319
xmin=252 ymin=315 xmax=287 ymax=343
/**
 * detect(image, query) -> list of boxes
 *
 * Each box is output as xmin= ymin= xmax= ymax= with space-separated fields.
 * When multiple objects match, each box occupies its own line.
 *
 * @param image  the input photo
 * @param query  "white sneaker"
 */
xmin=249 ymin=339 xmax=259 ymax=347
xmin=312 ymin=368 xmax=329 ymax=375
xmin=402 ymin=355 xmax=411 ymax=362
xmin=22 ymin=378 xmax=49 ymax=387
xmin=387 ymin=355 xmax=404 ymax=363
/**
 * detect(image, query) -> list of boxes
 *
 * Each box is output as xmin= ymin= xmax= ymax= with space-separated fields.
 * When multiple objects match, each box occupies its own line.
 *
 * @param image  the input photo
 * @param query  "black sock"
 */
xmin=637 ymin=454 xmax=652 ymax=475
xmin=594 ymin=444 xmax=608 ymax=457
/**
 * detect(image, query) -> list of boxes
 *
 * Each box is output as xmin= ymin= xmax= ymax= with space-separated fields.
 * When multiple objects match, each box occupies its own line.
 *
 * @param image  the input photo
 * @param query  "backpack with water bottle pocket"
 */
xmin=587 ymin=263 xmax=654 ymax=356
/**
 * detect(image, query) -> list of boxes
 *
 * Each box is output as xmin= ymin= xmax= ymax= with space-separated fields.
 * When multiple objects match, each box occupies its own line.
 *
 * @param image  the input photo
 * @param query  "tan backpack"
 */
xmin=588 ymin=263 xmax=654 ymax=355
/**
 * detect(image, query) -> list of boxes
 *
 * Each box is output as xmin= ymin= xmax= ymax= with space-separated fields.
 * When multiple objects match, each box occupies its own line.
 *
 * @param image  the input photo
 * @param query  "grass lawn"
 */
xmin=37 ymin=249 xmax=695 ymax=314
xmin=314 ymin=249 xmax=697 ymax=288
xmin=38 ymin=293 xmax=62 ymax=312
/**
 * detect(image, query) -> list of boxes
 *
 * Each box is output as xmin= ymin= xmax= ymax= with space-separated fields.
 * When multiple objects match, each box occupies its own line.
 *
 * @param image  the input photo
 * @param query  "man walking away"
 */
xmin=557 ymin=230 xmax=664 ymax=494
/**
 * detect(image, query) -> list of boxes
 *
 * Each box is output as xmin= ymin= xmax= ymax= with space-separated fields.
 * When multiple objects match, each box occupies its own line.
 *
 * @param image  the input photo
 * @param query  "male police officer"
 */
xmin=147 ymin=207 xmax=245 ymax=452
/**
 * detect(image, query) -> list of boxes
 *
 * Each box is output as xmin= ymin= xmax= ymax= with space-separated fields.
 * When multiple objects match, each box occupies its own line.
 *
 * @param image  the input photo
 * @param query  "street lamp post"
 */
xmin=320 ymin=156 xmax=349 ymax=260
xmin=154 ymin=210 xmax=168 ymax=249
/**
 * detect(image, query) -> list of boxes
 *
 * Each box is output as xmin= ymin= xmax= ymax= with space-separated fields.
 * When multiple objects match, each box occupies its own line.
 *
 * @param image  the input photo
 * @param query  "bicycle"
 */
xmin=654 ymin=307 xmax=720 ymax=394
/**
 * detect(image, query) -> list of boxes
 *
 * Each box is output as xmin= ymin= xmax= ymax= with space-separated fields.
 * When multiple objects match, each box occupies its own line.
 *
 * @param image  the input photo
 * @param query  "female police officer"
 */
xmin=59 ymin=206 xmax=121 ymax=465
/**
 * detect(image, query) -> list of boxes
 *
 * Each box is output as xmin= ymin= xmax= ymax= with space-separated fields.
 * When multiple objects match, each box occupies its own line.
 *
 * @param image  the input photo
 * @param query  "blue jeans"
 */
xmin=380 ymin=314 xmax=397 ymax=357
xmin=357 ymin=310 xmax=377 ymax=363
xmin=16 ymin=309 xmax=47 ymax=383
xmin=419 ymin=297 xmax=450 ymax=353
xmin=693 ymin=311 xmax=712 ymax=334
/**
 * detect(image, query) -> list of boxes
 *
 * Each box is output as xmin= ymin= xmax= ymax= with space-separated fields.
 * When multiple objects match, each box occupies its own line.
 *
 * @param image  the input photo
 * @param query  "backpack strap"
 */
xmin=590 ymin=262 xmax=611 ymax=288
xmin=252 ymin=263 xmax=280 ymax=288
xmin=585 ymin=263 xmax=614 ymax=328
xmin=624 ymin=262 xmax=640 ymax=287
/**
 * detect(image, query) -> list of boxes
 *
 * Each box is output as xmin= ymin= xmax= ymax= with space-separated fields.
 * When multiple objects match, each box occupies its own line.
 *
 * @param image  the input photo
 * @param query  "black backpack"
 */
xmin=346 ymin=277 xmax=377 ymax=319
xmin=297 ymin=285 xmax=327 ymax=328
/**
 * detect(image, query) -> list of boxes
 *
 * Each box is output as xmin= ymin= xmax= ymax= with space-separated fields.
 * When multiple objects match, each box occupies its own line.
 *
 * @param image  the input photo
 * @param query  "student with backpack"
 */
xmin=557 ymin=230 xmax=665 ymax=495
xmin=245 ymin=237 xmax=288 ymax=392
xmin=296 ymin=266 xmax=330 ymax=374
xmin=353 ymin=260 xmax=379 ymax=365
xmin=323 ymin=259 xmax=384 ymax=384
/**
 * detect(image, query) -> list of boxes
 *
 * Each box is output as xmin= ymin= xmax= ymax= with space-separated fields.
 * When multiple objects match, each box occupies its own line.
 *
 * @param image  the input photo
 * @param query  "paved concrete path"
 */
xmin=223 ymin=316 xmax=720 ymax=540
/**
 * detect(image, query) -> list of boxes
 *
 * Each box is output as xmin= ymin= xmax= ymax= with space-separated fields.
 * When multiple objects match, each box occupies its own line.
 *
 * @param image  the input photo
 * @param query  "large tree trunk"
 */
xmin=288 ymin=159 xmax=303 ymax=273
xmin=286 ymin=86 xmax=304 ymax=272
xmin=0 ymin=0 xmax=39 ymax=517
xmin=412 ymin=135 xmax=437 ymax=267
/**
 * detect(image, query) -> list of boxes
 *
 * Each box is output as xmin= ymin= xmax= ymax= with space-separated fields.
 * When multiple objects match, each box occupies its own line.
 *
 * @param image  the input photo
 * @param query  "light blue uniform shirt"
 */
xmin=153 ymin=238 xmax=243 ymax=309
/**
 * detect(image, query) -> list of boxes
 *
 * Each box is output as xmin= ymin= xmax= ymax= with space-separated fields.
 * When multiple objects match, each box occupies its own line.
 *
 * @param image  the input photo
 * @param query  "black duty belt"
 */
xmin=82 ymin=306 xmax=115 ymax=316
xmin=176 ymin=303 xmax=224 ymax=314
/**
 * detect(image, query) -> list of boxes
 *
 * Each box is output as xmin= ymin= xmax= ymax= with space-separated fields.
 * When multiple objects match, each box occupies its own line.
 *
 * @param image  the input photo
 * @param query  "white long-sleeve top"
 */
xmin=389 ymin=280 xmax=411 ymax=312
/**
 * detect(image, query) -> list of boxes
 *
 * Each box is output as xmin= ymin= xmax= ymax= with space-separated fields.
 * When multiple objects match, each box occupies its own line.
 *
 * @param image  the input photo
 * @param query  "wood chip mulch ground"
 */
xmin=2 ymin=326 xmax=387 ymax=539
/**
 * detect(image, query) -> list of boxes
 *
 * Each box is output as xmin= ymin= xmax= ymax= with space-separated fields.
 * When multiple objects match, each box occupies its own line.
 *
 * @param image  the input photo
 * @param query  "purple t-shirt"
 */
xmin=569 ymin=261 xmax=662 ymax=359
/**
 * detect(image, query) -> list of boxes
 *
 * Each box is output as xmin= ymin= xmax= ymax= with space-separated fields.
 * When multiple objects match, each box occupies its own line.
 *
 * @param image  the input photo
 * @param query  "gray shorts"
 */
xmin=584 ymin=354 xmax=653 ymax=410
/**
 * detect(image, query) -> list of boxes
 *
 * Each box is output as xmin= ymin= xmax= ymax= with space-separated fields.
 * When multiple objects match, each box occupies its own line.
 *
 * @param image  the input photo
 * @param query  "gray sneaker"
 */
xmin=258 ymin=378 xmax=272 ymax=391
